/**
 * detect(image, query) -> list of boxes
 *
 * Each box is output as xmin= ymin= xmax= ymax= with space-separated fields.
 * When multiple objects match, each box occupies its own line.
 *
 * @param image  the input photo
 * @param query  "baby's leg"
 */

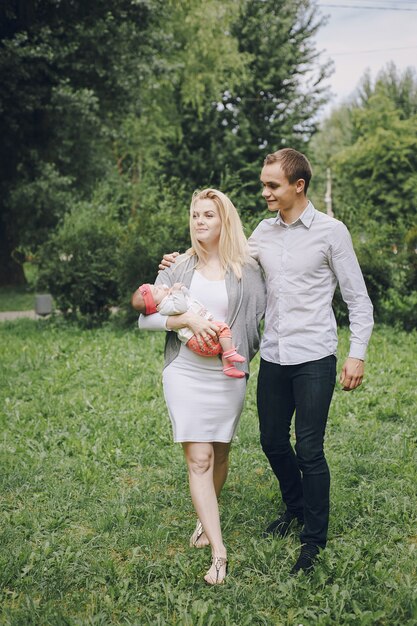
xmin=218 ymin=324 xmax=234 ymax=352
xmin=216 ymin=323 xmax=245 ymax=378
xmin=217 ymin=324 xmax=245 ymax=363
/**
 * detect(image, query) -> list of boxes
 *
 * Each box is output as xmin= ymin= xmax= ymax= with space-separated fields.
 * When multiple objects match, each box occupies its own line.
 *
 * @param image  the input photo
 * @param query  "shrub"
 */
xmin=377 ymin=226 xmax=417 ymax=331
xmin=115 ymin=176 xmax=190 ymax=322
xmin=331 ymin=231 xmax=393 ymax=326
xmin=37 ymin=202 xmax=122 ymax=326
xmin=332 ymin=225 xmax=416 ymax=330
xmin=380 ymin=289 xmax=417 ymax=332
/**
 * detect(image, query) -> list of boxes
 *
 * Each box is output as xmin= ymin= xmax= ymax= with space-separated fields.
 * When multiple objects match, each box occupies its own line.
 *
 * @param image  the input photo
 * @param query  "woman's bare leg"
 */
xmin=213 ymin=441 xmax=231 ymax=497
xmin=183 ymin=442 xmax=227 ymax=582
xmin=190 ymin=442 xmax=231 ymax=548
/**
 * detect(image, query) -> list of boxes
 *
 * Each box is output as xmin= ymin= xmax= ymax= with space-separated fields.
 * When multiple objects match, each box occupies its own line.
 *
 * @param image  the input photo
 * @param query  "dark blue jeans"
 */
xmin=257 ymin=355 xmax=336 ymax=548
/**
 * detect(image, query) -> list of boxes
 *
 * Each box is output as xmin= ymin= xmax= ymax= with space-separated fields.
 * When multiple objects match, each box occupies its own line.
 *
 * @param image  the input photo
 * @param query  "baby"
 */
xmin=134 ymin=282 xmax=246 ymax=378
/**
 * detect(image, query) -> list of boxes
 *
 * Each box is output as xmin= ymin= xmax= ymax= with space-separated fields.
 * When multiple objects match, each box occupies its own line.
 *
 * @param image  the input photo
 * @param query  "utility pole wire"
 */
xmin=318 ymin=3 xmax=417 ymax=10
xmin=320 ymin=0 xmax=417 ymax=3
xmin=330 ymin=45 xmax=417 ymax=56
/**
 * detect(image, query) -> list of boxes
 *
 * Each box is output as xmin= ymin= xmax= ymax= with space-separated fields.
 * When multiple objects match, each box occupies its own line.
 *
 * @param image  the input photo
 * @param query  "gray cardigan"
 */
xmin=153 ymin=254 xmax=266 ymax=376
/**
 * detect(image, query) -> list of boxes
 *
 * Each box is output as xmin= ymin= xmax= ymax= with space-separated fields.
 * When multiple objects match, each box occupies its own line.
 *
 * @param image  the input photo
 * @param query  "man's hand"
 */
xmin=158 ymin=251 xmax=179 ymax=272
xmin=339 ymin=357 xmax=364 ymax=391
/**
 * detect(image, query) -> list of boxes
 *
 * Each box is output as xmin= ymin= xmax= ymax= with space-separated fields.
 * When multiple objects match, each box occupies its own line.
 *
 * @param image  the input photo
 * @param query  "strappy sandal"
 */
xmin=204 ymin=555 xmax=228 ymax=585
xmin=190 ymin=519 xmax=205 ymax=548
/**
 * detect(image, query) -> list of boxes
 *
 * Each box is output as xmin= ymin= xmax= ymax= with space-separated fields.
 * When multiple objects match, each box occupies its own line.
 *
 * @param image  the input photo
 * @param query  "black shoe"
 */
xmin=290 ymin=544 xmax=320 ymax=575
xmin=263 ymin=510 xmax=304 ymax=538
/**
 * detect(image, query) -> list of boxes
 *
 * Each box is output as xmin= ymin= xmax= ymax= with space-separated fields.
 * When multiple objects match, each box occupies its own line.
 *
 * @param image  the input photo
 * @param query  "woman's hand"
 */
xmin=185 ymin=313 xmax=220 ymax=342
xmin=166 ymin=311 xmax=220 ymax=348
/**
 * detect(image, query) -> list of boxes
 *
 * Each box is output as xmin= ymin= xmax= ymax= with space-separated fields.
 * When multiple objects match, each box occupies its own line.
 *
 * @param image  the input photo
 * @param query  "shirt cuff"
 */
xmin=349 ymin=341 xmax=367 ymax=361
xmin=138 ymin=313 xmax=169 ymax=331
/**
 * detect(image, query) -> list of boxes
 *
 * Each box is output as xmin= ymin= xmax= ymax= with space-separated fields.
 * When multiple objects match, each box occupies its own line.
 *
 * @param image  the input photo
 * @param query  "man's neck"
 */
xmin=280 ymin=197 xmax=309 ymax=225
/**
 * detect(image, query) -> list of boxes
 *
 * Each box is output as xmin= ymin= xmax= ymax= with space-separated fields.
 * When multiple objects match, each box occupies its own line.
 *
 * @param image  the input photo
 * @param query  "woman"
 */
xmin=132 ymin=189 xmax=265 ymax=584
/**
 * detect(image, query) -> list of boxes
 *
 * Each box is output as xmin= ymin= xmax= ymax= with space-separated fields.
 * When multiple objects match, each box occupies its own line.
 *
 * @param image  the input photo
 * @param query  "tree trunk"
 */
xmin=0 ymin=227 xmax=26 ymax=286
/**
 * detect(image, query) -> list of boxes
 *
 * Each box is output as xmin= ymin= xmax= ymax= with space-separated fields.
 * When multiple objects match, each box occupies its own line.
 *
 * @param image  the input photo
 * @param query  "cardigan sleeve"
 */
xmin=246 ymin=259 xmax=266 ymax=322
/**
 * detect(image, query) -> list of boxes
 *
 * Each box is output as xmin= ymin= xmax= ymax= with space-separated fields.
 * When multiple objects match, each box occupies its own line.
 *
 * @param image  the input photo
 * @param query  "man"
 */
xmin=249 ymin=148 xmax=373 ymax=574
xmin=159 ymin=148 xmax=374 ymax=575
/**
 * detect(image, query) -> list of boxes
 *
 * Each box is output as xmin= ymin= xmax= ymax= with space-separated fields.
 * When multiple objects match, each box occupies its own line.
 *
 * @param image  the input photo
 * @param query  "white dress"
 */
xmin=162 ymin=271 xmax=247 ymax=443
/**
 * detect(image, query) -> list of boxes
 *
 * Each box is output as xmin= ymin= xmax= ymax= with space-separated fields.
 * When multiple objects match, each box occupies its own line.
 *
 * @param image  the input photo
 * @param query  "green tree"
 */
xmin=331 ymin=93 xmax=417 ymax=230
xmin=356 ymin=63 xmax=417 ymax=120
xmin=310 ymin=64 xmax=417 ymax=328
xmin=0 ymin=0 xmax=166 ymax=285
xmin=310 ymin=64 xmax=417 ymax=226
xmin=2 ymin=0 xmax=331 ymax=302
xmin=162 ymin=0 xmax=331 ymax=212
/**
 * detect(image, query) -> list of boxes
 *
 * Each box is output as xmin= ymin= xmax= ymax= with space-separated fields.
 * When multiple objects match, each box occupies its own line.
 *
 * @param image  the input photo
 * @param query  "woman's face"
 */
xmin=191 ymin=199 xmax=222 ymax=248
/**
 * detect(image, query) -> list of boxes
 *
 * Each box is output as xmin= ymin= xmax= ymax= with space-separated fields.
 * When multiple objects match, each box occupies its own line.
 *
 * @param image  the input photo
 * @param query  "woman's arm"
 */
xmin=139 ymin=303 xmax=220 ymax=338
xmin=136 ymin=254 xmax=218 ymax=342
xmin=138 ymin=312 xmax=168 ymax=330
xmin=166 ymin=311 xmax=220 ymax=340
xmin=134 ymin=264 xmax=177 ymax=330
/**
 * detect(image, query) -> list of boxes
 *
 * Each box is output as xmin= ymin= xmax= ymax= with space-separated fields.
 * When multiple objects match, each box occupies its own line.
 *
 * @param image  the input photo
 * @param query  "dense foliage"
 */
xmin=0 ymin=0 xmax=165 ymax=285
xmin=1 ymin=0 xmax=330 ymax=307
xmin=161 ymin=0 xmax=330 ymax=212
xmin=2 ymin=3 xmax=415 ymax=329
xmin=310 ymin=65 xmax=417 ymax=330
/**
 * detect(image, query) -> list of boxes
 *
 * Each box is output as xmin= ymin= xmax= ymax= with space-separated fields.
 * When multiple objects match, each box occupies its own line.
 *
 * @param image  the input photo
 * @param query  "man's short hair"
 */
xmin=264 ymin=148 xmax=312 ymax=193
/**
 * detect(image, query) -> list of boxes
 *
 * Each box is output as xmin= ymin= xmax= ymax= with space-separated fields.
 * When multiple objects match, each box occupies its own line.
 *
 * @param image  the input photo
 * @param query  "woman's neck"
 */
xmin=196 ymin=250 xmax=225 ymax=280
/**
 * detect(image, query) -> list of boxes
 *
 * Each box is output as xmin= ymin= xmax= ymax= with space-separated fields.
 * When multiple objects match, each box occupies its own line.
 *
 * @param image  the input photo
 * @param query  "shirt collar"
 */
xmin=275 ymin=201 xmax=315 ymax=228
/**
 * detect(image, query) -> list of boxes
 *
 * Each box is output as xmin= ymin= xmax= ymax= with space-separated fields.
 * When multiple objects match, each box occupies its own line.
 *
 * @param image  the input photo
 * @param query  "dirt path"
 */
xmin=0 ymin=310 xmax=38 ymax=321
xmin=0 ymin=307 xmax=119 ymax=322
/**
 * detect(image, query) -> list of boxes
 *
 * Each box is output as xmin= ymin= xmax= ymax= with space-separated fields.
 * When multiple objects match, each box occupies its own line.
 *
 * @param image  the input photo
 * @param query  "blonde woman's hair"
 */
xmin=187 ymin=188 xmax=249 ymax=280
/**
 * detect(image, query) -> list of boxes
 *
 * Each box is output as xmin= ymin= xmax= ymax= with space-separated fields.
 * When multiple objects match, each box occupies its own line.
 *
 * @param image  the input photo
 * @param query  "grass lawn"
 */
xmin=0 ymin=265 xmax=39 ymax=312
xmin=0 ymin=320 xmax=416 ymax=625
xmin=0 ymin=287 xmax=36 ymax=312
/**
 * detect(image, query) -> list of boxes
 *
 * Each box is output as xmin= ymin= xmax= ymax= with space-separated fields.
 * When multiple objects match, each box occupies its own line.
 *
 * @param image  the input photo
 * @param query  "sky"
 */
xmin=312 ymin=0 xmax=417 ymax=117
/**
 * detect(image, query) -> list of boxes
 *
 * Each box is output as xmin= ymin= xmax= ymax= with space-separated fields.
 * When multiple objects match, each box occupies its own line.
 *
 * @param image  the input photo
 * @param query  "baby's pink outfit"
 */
xmin=157 ymin=287 xmax=244 ymax=377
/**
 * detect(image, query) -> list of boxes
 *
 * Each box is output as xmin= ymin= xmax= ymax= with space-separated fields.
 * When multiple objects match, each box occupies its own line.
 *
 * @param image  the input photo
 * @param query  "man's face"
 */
xmin=260 ymin=162 xmax=301 ymax=213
